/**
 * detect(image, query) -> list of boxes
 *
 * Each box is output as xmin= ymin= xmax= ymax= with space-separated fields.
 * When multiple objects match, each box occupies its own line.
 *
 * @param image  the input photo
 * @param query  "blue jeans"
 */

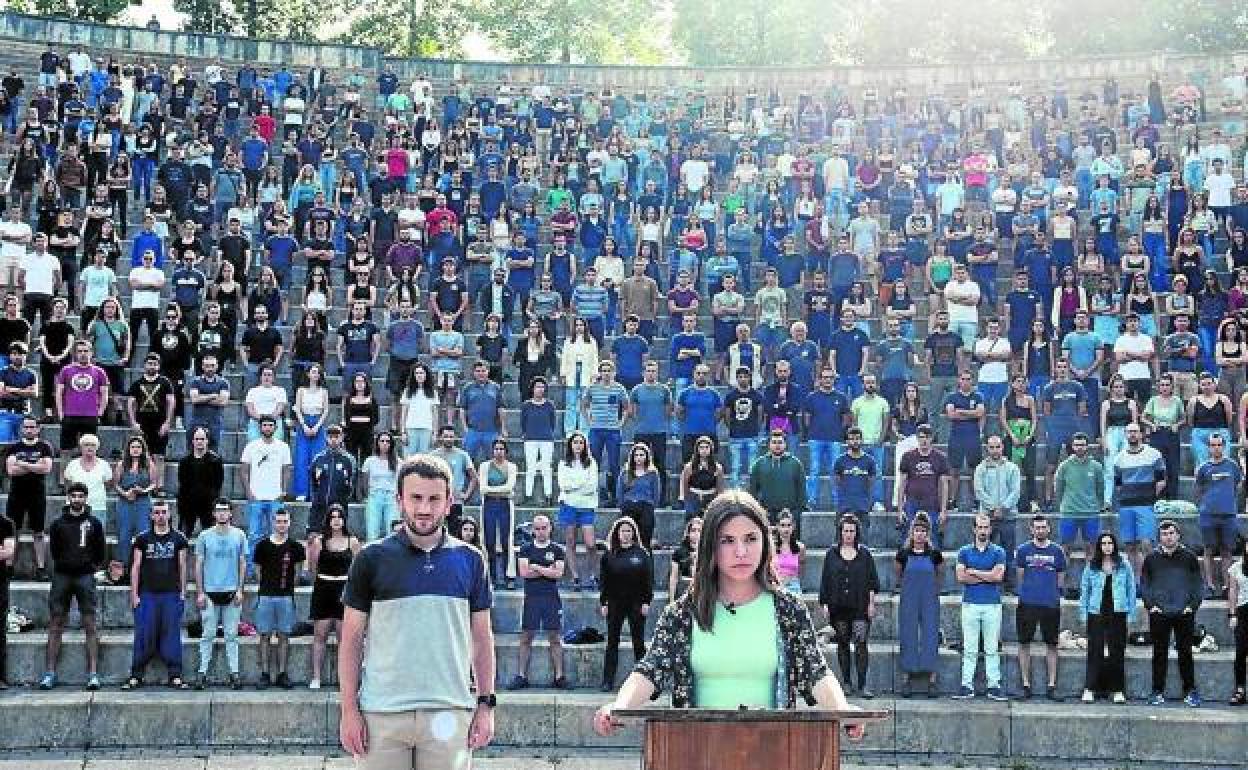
xmin=463 ymin=428 xmax=498 ymax=467
xmin=961 ymin=603 xmax=1003 ymax=689
xmin=729 ymin=437 xmax=759 ymax=487
xmin=291 ymin=415 xmax=326 ymax=499
xmin=366 ymin=490 xmax=398 ymax=543
xmin=131 ymin=592 xmax=184 ymax=677
xmin=246 ymin=500 xmax=282 ymax=575
xmin=198 ymin=599 xmax=242 ymax=675
xmin=979 ymin=382 xmax=1009 ymax=424
xmin=589 ymin=428 xmax=622 ymax=500
xmin=481 ymin=497 xmax=516 ymax=582
xmin=1102 ymin=425 xmax=1127 ymax=503
xmin=867 ymin=445 xmax=886 ymax=507
xmin=806 ymin=440 xmax=843 ymax=509
xmin=115 ymin=496 xmax=152 ymax=566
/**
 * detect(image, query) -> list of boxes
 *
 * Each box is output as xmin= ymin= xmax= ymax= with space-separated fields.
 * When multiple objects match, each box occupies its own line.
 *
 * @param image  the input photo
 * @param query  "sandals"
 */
xmin=121 ymin=676 xmax=142 ymax=691
xmin=168 ymin=676 xmax=190 ymax=690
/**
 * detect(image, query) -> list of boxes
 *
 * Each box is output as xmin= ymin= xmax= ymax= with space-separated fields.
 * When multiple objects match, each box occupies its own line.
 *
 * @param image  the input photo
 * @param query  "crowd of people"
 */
xmin=0 ymin=41 xmax=1244 ymax=711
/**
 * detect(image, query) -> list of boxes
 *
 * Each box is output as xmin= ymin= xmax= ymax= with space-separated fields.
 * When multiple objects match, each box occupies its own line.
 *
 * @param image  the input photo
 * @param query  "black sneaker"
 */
xmin=276 ymin=672 xmax=292 ymax=690
xmin=229 ymin=673 xmax=242 ymax=691
xmin=257 ymin=672 xmax=270 ymax=691
xmin=505 ymin=675 xmax=529 ymax=691
xmin=194 ymin=673 xmax=207 ymax=691
xmin=1046 ymin=686 xmax=1062 ymax=702
xmin=553 ymin=676 xmax=571 ymax=690
xmin=1019 ymin=684 xmax=1032 ymax=700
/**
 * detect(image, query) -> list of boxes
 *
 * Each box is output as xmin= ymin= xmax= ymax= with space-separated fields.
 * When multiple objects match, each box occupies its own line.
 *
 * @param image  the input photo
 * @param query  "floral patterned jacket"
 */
xmin=632 ymin=589 xmax=829 ymax=708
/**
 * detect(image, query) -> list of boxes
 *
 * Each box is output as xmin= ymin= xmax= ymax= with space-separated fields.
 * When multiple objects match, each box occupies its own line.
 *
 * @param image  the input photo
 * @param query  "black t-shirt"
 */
xmin=725 ymin=388 xmax=764 ymax=439
xmin=4 ymin=439 xmax=53 ymax=497
xmin=40 ymin=319 xmax=74 ymax=359
xmin=432 ymin=277 xmax=467 ymax=314
xmin=254 ymin=537 xmax=306 ymax=596
xmin=924 ymin=331 xmax=963 ymax=378
xmin=132 ymin=528 xmax=189 ymax=593
xmin=128 ymin=375 xmax=175 ymax=419
xmin=0 ymin=317 xmax=31 ymax=350
xmin=218 ymin=234 xmax=249 ymax=272
xmin=518 ymin=540 xmax=564 ymax=598
xmin=242 ymin=324 xmax=283 ymax=363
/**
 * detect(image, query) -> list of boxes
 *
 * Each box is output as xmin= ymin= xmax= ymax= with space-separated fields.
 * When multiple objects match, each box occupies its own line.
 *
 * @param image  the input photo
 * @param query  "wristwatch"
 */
xmin=477 ymin=694 xmax=497 ymax=709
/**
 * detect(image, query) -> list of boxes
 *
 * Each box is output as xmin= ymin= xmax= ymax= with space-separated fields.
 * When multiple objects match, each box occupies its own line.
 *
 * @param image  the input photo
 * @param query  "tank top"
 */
xmin=1128 ymin=295 xmax=1154 ymax=316
xmin=300 ymin=387 xmax=327 ymax=416
xmin=1105 ymin=398 xmax=1132 ymax=428
xmin=1005 ymin=392 xmax=1033 ymax=422
xmin=1192 ymin=397 xmax=1229 ymax=428
xmin=1144 ymin=396 xmax=1183 ymax=429
xmin=119 ymin=467 xmax=152 ymax=498
xmin=316 ymin=543 xmax=354 ymax=579
xmin=688 ymin=465 xmax=718 ymax=495
xmin=1027 ymin=341 xmax=1052 ymax=376
xmin=1220 ymin=342 xmax=1244 ymax=367
xmin=775 ymin=549 xmax=800 ymax=580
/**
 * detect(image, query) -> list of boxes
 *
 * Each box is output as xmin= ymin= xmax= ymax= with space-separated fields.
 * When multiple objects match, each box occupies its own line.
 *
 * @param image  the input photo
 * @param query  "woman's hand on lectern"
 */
xmin=844 ymin=722 xmax=866 ymax=742
xmin=593 ymin=702 xmax=623 ymax=736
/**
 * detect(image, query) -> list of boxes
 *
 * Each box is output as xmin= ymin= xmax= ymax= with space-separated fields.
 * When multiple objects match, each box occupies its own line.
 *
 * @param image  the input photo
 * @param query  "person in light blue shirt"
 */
xmin=953 ymin=514 xmax=1008 ymax=701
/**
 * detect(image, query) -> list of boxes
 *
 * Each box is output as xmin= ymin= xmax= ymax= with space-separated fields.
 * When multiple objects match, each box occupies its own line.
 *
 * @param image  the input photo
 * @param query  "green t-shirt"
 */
xmin=690 ymin=592 xmax=778 ymax=709
xmin=851 ymin=394 xmax=891 ymax=445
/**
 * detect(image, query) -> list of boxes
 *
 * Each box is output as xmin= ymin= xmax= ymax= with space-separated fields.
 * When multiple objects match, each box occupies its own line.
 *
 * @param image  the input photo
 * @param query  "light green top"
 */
xmin=690 ymin=592 xmax=778 ymax=709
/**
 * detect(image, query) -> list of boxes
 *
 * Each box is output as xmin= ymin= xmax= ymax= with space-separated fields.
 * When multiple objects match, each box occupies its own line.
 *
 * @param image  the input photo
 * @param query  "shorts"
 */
xmin=1059 ymin=515 xmax=1100 ymax=545
xmin=137 ymin=416 xmax=170 ymax=455
xmin=7 ymin=492 xmax=46 ymax=532
xmin=521 ymin=593 xmax=563 ymax=632
xmin=947 ymin=438 xmax=982 ymax=472
xmin=557 ymin=503 xmax=595 ymax=528
xmin=254 ymin=595 xmax=296 ymax=635
xmin=1016 ymin=603 xmax=1060 ymax=645
xmin=1200 ymin=514 xmax=1241 ymax=552
xmin=1118 ymin=504 xmax=1157 ymax=544
xmin=61 ymin=415 xmax=99 ymax=451
xmin=48 ymin=572 xmax=97 ymax=617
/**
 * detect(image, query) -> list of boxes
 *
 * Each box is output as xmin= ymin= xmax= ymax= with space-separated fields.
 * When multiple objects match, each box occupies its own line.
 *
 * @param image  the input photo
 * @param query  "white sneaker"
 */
xmin=1081 ymin=689 xmax=1094 ymax=703
xmin=308 ymin=679 xmax=321 ymax=690
xmin=1111 ymin=691 xmax=1126 ymax=704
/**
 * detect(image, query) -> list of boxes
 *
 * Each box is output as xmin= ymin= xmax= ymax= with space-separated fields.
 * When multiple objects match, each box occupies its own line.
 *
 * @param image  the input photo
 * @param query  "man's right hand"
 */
xmin=340 ymin=706 xmax=369 ymax=757
xmin=195 ymin=593 xmax=206 ymax=610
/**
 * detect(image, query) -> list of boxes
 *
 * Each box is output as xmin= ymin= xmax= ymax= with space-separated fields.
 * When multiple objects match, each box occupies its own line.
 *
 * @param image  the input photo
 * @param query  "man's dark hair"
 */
xmin=397 ymin=454 xmax=453 ymax=498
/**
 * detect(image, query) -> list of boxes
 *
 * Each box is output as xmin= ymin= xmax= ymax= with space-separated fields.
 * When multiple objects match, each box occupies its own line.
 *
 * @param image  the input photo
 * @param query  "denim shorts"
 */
xmin=1200 ymin=514 xmax=1240 ymax=551
xmin=1118 ymin=504 xmax=1156 ymax=544
xmin=557 ymin=503 xmax=595 ymax=528
xmin=254 ymin=596 xmax=296 ymax=635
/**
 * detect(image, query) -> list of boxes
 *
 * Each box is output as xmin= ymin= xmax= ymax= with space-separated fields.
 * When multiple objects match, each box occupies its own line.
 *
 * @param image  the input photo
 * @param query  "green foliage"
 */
xmin=335 ymin=0 xmax=474 ymax=58
xmin=671 ymin=0 xmax=826 ymax=66
xmin=12 ymin=0 xmax=130 ymax=23
xmin=472 ymin=0 xmax=666 ymax=64
xmin=174 ymin=0 xmax=347 ymax=39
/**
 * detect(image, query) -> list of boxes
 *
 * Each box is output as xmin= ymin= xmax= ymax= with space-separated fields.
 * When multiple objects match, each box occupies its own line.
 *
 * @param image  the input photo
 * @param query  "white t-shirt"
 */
xmin=681 ymin=159 xmax=710 ymax=192
xmin=362 ymin=455 xmax=397 ymax=495
xmin=20 ymin=251 xmax=59 ymax=295
xmin=129 ymin=266 xmax=164 ymax=309
xmin=943 ymin=279 xmax=981 ymax=325
xmin=240 ymin=438 xmax=291 ymax=501
xmin=974 ymin=337 xmax=1012 ymax=383
xmin=402 ymin=390 xmax=438 ymax=431
xmin=1113 ymin=333 xmax=1155 ymax=381
xmin=245 ymin=384 xmax=288 ymax=418
xmin=79 ymin=265 xmax=116 ymax=309
xmin=283 ymin=97 xmax=306 ymax=126
xmin=1205 ymin=172 xmax=1235 ymax=208
xmin=0 ymin=221 xmax=32 ymax=262
xmin=63 ymin=459 xmax=113 ymax=518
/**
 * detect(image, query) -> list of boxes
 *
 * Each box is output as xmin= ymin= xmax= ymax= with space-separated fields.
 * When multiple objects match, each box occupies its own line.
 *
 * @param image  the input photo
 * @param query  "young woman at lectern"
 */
xmin=593 ymin=489 xmax=865 ymax=740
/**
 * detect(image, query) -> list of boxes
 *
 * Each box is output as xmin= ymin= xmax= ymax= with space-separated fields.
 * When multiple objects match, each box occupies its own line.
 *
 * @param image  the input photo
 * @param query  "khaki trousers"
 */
xmin=358 ymin=709 xmax=474 ymax=770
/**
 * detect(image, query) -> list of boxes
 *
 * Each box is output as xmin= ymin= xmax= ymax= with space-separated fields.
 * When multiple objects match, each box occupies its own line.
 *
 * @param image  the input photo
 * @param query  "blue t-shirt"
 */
xmin=611 ymin=335 xmax=649 ymax=382
xmin=943 ymin=389 xmax=985 ymax=443
xmin=386 ymin=319 xmax=425 ymax=361
xmin=264 ymin=234 xmax=299 ymax=272
xmin=240 ymin=137 xmax=269 ymax=170
xmin=459 ymin=381 xmax=501 ymax=431
xmin=1014 ymin=541 xmax=1067 ymax=608
xmin=195 ymin=526 xmax=247 ymax=593
xmin=1061 ymin=331 xmax=1100 ymax=372
xmin=874 ymin=337 xmax=915 ymax=381
xmin=1042 ymin=379 xmax=1087 ymax=423
xmin=805 ymin=389 xmax=849 ymax=441
xmin=630 ymin=383 xmax=672 ymax=435
xmin=669 ymin=332 xmax=706 ymax=381
xmin=832 ymin=451 xmax=877 ymax=513
xmin=957 ymin=542 xmax=1007 ymax=605
xmin=828 ymin=327 xmax=870 ymax=378
xmin=777 ymin=339 xmax=820 ymax=389
xmin=1197 ymin=458 xmax=1244 ymax=517
xmin=1004 ymin=289 xmax=1042 ymax=334
xmin=678 ymin=386 xmax=723 ymax=437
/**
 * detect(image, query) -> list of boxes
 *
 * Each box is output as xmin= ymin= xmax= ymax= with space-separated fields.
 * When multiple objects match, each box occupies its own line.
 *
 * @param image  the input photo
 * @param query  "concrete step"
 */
xmin=5 ymin=581 xmax=1238 ymax=645
xmin=0 ymin=688 xmax=1242 ymax=767
xmin=3 ymin=630 xmax=1241 ymax=702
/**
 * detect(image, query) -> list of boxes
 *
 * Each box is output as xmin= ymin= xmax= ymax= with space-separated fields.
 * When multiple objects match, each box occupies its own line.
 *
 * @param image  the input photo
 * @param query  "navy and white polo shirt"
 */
xmin=343 ymin=529 xmax=492 ymax=712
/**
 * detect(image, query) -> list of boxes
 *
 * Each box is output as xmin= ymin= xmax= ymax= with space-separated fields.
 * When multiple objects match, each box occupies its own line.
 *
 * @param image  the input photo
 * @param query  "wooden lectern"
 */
xmin=614 ymin=708 xmax=889 ymax=770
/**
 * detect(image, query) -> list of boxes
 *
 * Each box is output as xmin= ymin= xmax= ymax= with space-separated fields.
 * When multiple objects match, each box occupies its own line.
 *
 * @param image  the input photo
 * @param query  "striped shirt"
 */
xmin=1113 ymin=445 xmax=1165 ymax=506
xmin=571 ymin=284 xmax=609 ymax=319
xmin=586 ymin=382 xmax=629 ymax=430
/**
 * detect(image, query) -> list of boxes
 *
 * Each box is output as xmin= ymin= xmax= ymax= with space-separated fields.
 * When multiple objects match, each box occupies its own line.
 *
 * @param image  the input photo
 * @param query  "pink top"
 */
xmin=775 ymin=549 xmax=800 ymax=580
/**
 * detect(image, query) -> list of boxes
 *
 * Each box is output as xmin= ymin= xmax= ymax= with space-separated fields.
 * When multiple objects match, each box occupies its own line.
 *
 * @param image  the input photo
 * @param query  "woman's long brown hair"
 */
xmin=689 ymin=490 xmax=778 ymax=632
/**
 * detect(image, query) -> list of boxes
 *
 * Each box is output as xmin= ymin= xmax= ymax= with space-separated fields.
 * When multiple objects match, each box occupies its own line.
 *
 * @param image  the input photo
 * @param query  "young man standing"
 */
xmin=1141 ymin=520 xmax=1204 ymax=707
xmin=253 ymin=508 xmax=305 ymax=690
xmin=896 ymin=425 xmax=951 ymax=548
xmin=1113 ymin=422 xmax=1166 ymax=574
xmin=748 ymin=430 xmax=807 ymax=534
xmin=507 ymin=513 xmax=568 ymax=691
xmin=1194 ymin=431 xmax=1242 ymax=597
xmin=40 ymin=482 xmax=107 ymax=691
xmin=0 ymin=496 xmax=13 ymax=687
xmin=127 ymin=498 xmax=190 ymax=688
xmin=4 ymin=413 xmax=54 ymax=579
xmin=1013 ymin=516 xmax=1066 ymax=701
xmin=238 ymin=415 xmax=292 ymax=576
xmin=194 ymin=499 xmax=247 ymax=690
xmin=628 ymin=361 xmax=672 ymax=506
xmin=339 ymin=455 xmax=497 ymax=767
xmin=583 ymin=361 xmax=630 ymax=507
xmin=724 ymin=366 xmax=764 ymax=490
xmin=1040 ymin=358 xmax=1089 ymax=506
xmin=943 ymin=370 xmax=986 ymax=510
xmin=952 ymin=513 xmax=1008 ymax=701
xmin=1054 ymin=433 xmax=1105 ymax=551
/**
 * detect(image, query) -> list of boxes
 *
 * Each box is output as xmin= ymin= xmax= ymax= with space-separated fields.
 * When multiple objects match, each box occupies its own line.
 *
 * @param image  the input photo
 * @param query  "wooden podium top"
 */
xmin=614 ymin=708 xmax=890 ymax=725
